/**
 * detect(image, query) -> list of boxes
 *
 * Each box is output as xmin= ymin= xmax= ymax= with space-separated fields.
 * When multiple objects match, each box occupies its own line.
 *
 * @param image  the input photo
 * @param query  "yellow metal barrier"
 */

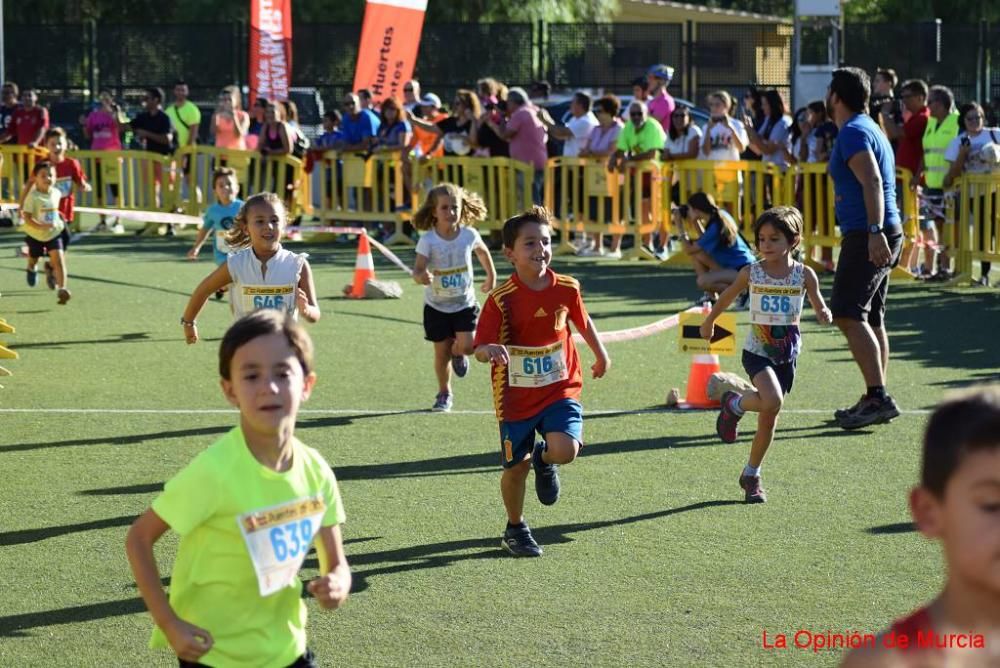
xmin=952 ymin=173 xmax=1000 ymax=281
xmin=70 ymin=149 xmax=176 ymax=221
xmin=0 ymin=145 xmax=46 ymax=204
xmin=413 ymin=156 xmax=534 ymax=237
xmin=544 ymin=157 xmax=663 ymax=261
xmin=667 ymin=159 xmax=791 ymax=239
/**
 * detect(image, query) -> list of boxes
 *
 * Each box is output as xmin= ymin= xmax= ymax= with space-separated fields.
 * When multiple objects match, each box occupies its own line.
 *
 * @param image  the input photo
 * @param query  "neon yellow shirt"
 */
xmin=21 ymin=187 xmax=63 ymax=242
xmin=150 ymin=427 xmax=345 ymax=668
xmin=616 ymin=118 xmax=666 ymax=156
xmin=166 ymin=100 xmax=202 ymax=147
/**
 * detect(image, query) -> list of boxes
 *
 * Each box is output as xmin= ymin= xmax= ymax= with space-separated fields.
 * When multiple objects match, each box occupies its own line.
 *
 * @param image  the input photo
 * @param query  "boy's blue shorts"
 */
xmin=498 ymin=398 xmax=583 ymax=469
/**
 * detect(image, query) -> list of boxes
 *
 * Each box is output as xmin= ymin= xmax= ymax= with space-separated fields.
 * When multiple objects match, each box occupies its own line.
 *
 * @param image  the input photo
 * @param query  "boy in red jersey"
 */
xmin=473 ymin=206 xmax=610 ymax=557
xmin=841 ymin=386 xmax=1000 ymax=667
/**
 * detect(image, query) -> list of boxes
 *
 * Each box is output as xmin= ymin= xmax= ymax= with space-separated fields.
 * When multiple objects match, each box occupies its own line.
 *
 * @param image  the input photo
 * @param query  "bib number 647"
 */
xmin=268 ymin=518 xmax=314 ymax=562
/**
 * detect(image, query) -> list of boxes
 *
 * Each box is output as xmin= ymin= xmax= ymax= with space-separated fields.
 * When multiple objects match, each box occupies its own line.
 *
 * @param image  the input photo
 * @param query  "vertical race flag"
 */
xmin=249 ymin=0 xmax=293 ymax=105
xmin=352 ymin=0 xmax=428 ymax=104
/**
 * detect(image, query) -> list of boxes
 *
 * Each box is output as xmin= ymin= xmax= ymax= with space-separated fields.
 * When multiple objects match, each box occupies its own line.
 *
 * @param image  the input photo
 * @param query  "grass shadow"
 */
xmin=0 ymin=515 xmax=134 ymax=546
xmin=866 ymin=522 xmax=915 ymax=535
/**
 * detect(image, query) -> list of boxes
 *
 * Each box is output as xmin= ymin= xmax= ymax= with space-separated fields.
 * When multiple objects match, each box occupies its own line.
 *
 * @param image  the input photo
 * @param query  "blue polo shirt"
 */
xmin=697 ymin=215 xmax=756 ymax=270
xmin=828 ymin=113 xmax=901 ymax=234
xmin=340 ymin=109 xmax=380 ymax=146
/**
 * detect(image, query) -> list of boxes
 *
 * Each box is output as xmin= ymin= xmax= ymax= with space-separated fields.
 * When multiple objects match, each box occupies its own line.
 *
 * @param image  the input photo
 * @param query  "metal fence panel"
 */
xmin=546 ymin=23 xmax=685 ymax=96
xmin=691 ymin=22 xmax=793 ymax=109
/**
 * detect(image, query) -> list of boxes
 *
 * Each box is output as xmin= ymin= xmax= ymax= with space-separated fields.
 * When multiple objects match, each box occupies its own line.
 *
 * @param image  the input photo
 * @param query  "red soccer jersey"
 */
xmin=52 ymin=158 xmax=85 ymax=222
xmin=13 ymin=106 xmax=48 ymax=145
xmin=895 ymin=107 xmax=929 ymax=177
xmin=888 ymin=606 xmax=935 ymax=652
xmin=473 ymin=269 xmax=589 ymax=422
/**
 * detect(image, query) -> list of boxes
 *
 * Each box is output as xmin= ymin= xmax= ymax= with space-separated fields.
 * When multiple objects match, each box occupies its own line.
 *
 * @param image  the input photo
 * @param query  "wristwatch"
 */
xmin=868 ymin=224 xmax=883 ymax=234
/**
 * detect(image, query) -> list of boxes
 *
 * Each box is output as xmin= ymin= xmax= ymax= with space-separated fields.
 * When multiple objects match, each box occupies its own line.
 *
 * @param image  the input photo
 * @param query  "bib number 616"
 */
xmin=268 ymin=518 xmax=314 ymax=562
xmin=523 ymin=356 xmax=554 ymax=375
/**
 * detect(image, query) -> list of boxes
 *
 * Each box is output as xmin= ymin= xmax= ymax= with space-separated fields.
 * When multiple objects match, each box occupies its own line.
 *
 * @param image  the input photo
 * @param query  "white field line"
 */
xmin=0 ymin=407 xmax=932 ymax=416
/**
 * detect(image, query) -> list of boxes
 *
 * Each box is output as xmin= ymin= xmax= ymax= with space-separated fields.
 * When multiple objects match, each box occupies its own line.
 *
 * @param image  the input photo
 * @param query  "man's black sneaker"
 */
xmin=834 ymin=395 xmax=866 ymax=420
xmin=500 ymin=524 xmax=542 ymax=557
xmin=531 ymin=442 xmax=560 ymax=506
xmin=838 ymin=395 xmax=900 ymax=430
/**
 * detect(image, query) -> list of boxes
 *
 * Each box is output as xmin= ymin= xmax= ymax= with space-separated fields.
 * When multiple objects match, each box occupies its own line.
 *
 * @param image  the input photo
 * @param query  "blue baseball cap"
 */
xmin=647 ymin=64 xmax=675 ymax=81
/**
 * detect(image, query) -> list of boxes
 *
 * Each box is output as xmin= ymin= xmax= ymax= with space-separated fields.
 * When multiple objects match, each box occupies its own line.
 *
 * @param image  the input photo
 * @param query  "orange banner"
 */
xmin=352 ymin=0 xmax=428 ymax=104
xmin=249 ymin=0 xmax=293 ymax=105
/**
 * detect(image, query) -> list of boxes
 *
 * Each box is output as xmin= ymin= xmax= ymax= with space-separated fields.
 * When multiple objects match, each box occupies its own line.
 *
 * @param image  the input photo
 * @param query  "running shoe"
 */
xmin=57 ymin=288 xmax=72 ymax=305
xmin=837 ymin=395 xmax=900 ymax=430
xmin=500 ymin=524 xmax=543 ymax=557
xmin=431 ymin=392 xmax=453 ymax=412
xmin=834 ymin=395 xmax=866 ymax=420
xmin=451 ymin=355 xmax=469 ymax=378
xmin=215 ymin=289 xmax=226 ymax=301
xmin=26 ymin=269 xmax=37 ymax=287
xmin=531 ymin=441 xmax=560 ymax=506
xmin=739 ymin=474 xmax=767 ymax=504
xmin=716 ymin=392 xmax=743 ymax=443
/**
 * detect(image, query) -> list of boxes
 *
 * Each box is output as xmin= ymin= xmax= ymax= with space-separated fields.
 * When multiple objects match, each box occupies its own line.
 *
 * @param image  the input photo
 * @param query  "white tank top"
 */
xmin=227 ymin=246 xmax=306 ymax=319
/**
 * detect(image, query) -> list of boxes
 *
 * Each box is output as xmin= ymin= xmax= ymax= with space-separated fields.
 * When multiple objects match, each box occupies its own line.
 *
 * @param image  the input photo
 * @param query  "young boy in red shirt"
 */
xmin=473 ymin=206 xmax=611 ymax=557
xmin=841 ymin=386 xmax=1000 ymax=667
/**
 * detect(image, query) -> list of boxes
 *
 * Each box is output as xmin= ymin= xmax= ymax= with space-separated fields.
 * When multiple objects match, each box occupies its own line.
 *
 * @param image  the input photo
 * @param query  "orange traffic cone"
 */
xmin=347 ymin=234 xmax=376 ymax=299
xmin=682 ymin=353 xmax=722 ymax=409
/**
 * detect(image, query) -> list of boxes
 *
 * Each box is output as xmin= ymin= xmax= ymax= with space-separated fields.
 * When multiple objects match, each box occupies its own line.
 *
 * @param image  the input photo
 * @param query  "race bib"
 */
xmin=431 ymin=266 xmax=468 ymax=300
xmin=237 ymin=496 xmax=327 ymax=597
xmin=507 ymin=341 xmax=568 ymax=388
xmin=749 ymin=284 xmax=803 ymax=325
xmin=215 ymin=230 xmax=232 ymax=254
xmin=241 ymin=285 xmax=295 ymax=314
xmin=55 ymin=179 xmax=73 ymax=197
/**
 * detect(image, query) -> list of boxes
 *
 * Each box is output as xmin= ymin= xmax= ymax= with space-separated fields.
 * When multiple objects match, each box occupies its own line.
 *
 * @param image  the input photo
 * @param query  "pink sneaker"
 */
xmin=739 ymin=474 xmax=766 ymax=504
xmin=716 ymin=391 xmax=743 ymax=443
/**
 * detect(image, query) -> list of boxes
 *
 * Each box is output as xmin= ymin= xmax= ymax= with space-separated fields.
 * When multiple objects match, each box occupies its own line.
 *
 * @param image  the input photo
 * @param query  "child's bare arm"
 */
xmin=803 ymin=266 xmax=832 ymax=324
xmin=296 ymin=261 xmax=321 ymax=323
xmin=700 ymin=267 xmax=750 ymax=339
xmin=474 ymin=243 xmax=496 ymax=292
xmin=578 ymin=316 xmax=610 ymax=378
xmin=306 ymin=524 xmax=351 ymax=610
xmin=412 ymin=253 xmax=432 ymax=285
xmin=182 ymin=263 xmax=232 ymax=344
xmin=187 ymin=228 xmax=211 ymax=259
xmin=126 ymin=510 xmax=214 ymax=662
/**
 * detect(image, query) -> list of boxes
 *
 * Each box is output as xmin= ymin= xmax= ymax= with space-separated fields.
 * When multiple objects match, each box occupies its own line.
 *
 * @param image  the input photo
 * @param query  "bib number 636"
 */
xmin=759 ymin=295 xmax=791 ymax=313
xmin=268 ymin=518 xmax=314 ymax=562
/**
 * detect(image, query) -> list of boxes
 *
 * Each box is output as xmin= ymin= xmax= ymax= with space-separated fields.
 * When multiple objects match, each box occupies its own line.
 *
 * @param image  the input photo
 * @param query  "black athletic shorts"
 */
xmin=830 ymin=231 xmax=903 ymax=329
xmin=423 ymin=304 xmax=479 ymax=342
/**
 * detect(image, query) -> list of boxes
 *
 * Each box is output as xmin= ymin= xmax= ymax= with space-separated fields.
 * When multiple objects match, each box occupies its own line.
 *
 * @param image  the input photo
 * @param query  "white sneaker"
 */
xmin=110 ymin=222 xmax=125 ymax=234
xmin=576 ymin=246 xmax=604 ymax=257
xmin=604 ymin=249 xmax=623 ymax=259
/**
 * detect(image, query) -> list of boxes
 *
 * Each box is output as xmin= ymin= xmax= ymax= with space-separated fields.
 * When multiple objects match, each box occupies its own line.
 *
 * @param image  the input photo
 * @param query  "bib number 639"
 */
xmin=268 ymin=518 xmax=314 ymax=562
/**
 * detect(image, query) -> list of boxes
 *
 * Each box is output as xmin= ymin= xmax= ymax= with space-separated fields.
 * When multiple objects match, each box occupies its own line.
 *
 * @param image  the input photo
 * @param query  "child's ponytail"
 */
xmin=225 ymin=192 xmax=286 ymax=249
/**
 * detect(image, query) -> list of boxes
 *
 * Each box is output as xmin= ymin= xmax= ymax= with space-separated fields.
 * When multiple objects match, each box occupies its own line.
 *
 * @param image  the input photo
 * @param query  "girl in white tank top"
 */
xmin=699 ymin=207 xmax=832 ymax=505
xmin=181 ymin=192 xmax=320 ymax=344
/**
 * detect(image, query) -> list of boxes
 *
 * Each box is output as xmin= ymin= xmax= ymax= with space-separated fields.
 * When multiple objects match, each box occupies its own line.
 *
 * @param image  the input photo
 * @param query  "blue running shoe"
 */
xmin=532 ymin=442 xmax=560 ymax=506
xmin=451 ymin=355 xmax=469 ymax=378
xmin=431 ymin=392 xmax=453 ymax=412
xmin=26 ymin=269 xmax=37 ymax=287
xmin=500 ymin=524 xmax=542 ymax=557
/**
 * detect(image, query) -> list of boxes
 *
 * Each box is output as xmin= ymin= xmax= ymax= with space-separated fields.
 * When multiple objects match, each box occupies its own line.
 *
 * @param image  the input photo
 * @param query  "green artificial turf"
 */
xmin=0 ymin=225 xmax=997 ymax=667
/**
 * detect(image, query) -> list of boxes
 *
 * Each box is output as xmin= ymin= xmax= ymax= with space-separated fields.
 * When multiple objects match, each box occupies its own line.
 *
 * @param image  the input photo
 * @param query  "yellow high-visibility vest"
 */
xmin=922 ymin=111 xmax=960 ymax=188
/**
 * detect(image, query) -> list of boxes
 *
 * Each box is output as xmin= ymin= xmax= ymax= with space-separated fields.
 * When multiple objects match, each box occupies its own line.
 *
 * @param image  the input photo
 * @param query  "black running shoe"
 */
xmin=834 ymin=395 xmax=866 ymax=420
xmin=26 ymin=269 xmax=37 ymax=287
xmin=838 ymin=396 xmax=900 ymax=430
xmin=500 ymin=524 xmax=542 ymax=557
xmin=532 ymin=442 xmax=560 ymax=506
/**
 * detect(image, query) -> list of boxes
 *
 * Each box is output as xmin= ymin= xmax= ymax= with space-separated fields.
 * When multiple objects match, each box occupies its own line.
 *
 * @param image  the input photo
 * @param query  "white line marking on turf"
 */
xmin=0 ymin=407 xmax=933 ymax=415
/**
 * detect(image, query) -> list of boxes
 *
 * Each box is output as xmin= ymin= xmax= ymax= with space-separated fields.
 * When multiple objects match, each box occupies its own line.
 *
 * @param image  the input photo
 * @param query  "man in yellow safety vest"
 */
xmin=919 ymin=85 xmax=960 ymax=280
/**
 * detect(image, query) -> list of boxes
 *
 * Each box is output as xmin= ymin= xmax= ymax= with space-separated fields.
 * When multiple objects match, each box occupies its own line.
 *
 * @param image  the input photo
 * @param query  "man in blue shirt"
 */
xmin=335 ymin=92 xmax=379 ymax=153
xmin=826 ymin=67 xmax=903 ymax=430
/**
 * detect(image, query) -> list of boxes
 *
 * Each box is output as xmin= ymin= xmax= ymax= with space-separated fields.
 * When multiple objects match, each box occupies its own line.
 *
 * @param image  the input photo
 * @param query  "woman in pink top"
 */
xmin=213 ymin=85 xmax=249 ymax=151
xmin=579 ymin=94 xmax=624 ymax=256
xmin=84 ymin=91 xmax=123 ymax=151
xmin=483 ymin=87 xmax=548 ymax=204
